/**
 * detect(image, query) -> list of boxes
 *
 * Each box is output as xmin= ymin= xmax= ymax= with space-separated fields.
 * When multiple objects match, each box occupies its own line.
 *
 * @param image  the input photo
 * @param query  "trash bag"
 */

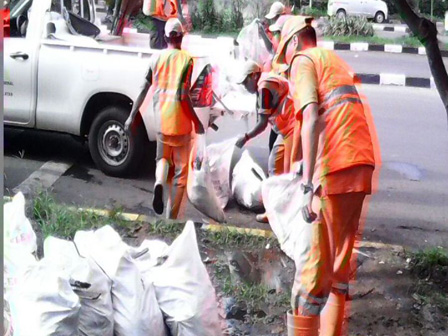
xmin=152 ymin=221 xmax=222 ymax=336
xmin=44 ymin=236 xmax=114 ymax=336
xmin=73 ymin=226 xmax=167 ymax=336
xmin=131 ymin=239 xmax=169 ymax=278
xmin=261 ymin=173 xmax=309 ymax=260
xmin=207 ymin=138 xmax=238 ymax=209
xmin=187 ymin=135 xmax=227 ymax=222
xmin=236 ymin=19 xmax=271 ymax=67
xmin=9 ymin=259 xmax=81 ymax=336
xmin=232 ymin=150 xmax=266 ymax=211
xmin=4 ymin=192 xmax=38 ymax=301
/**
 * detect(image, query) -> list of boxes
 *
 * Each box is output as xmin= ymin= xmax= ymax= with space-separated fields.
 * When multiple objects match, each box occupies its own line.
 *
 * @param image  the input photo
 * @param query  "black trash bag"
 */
xmin=63 ymin=7 xmax=100 ymax=37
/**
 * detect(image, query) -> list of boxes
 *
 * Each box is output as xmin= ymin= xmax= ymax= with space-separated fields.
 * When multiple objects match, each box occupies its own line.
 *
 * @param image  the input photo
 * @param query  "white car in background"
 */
xmin=328 ymin=0 xmax=389 ymax=23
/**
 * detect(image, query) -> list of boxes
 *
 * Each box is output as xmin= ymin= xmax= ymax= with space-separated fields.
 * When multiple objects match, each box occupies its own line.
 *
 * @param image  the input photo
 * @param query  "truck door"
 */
xmin=4 ymin=0 xmax=36 ymax=126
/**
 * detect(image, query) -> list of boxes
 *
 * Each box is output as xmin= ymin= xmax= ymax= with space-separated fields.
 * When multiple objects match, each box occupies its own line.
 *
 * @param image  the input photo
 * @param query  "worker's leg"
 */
xmin=154 ymin=140 xmax=172 ymax=215
xmin=319 ymin=192 xmax=366 ymax=336
xmin=290 ymin=194 xmax=333 ymax=336
xmin=149 ymin=17 xmax=167 ymax=50
xmin=268 ymin=133 xmax=285 ymax=176
xmin=166 ymin=142 xmax=191 ymax=219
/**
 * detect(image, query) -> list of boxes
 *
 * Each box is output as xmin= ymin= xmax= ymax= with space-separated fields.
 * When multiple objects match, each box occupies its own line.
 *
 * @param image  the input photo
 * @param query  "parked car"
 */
xmin=327 ymin=0 xmax=388 ymax=23
xmin=4 ymin=0 xmax=215 ymax=177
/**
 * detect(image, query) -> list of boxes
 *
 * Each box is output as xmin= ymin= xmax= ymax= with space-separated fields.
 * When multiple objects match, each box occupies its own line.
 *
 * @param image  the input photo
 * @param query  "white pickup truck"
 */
xmin=4 ymin=0 xmax=218 ymax=176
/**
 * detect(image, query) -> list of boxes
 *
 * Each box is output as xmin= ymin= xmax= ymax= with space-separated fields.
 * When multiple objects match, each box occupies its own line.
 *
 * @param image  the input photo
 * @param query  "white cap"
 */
xmin=269 ymin=14 xmax=292 ymax=32
xmin=165 ymin=18 xmax=184 ymax=37
xmin=235 ymin=60 xmax=262 ymax=84
xmin=265 ymin=1 xmax=285 ymax=20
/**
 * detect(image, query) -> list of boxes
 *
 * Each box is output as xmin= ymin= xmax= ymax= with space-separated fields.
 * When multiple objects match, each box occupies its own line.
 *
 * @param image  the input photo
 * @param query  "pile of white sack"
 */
xmin=187 ymin=136 xmax=267 ymax=222
xmin=4 ymin=193 xmax=223 ymax=336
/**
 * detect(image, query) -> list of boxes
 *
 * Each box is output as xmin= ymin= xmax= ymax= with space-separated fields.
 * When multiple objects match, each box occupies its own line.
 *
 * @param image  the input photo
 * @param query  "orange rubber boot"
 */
xmin=319 ymin=292 xmax=346 ymax=336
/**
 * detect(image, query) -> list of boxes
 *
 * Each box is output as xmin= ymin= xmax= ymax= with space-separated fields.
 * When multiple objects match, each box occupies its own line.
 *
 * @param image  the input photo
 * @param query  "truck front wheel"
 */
xmin=88 ymin=106 xmax=146 ymax=177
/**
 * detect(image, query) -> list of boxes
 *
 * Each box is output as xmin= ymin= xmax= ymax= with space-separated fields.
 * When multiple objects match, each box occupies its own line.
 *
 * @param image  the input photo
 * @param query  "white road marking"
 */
xmin=13 ymin=161 xmax=73 ymax=195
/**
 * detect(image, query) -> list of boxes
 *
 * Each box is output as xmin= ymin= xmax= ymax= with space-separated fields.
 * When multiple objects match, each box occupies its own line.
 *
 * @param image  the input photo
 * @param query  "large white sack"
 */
xmin=207 ymin=138 xmax=238 ymax=209
xmin=131 ymin=239 xmax=169 ymax=277
xmin=236 ymin=19 xmax=271 ymax=67
xmin=44 ymin=237 xmax=114 ymax=336
xmin=187 ymin=136 xmax=227 ymax=223
xmin=4 ymin=192 xmax=38 ymax=301
xmin=9 ymin=259 xmax=81 ymax=336
xmin=152 ymin=221 xmax=223 ymax=336
xmin=73 ymin=226 xmax=167 ymax=336
xmin=261 ymin=173 xmax=310 ymax=260
xmin=232 ymin=150 xmax=266 ymax=210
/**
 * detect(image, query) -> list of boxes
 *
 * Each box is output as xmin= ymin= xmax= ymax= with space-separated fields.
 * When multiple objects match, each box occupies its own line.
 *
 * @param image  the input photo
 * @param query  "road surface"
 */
xmin=4 ymin=85 xmax=448 ymax=250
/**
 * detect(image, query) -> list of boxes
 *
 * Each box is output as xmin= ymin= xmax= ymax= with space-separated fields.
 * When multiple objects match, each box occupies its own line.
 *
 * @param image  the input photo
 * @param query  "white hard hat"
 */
xmin=265 ymin=1 xmax=285 ymax=20
xmin=165 ymin=18 xmax=184 ymax=37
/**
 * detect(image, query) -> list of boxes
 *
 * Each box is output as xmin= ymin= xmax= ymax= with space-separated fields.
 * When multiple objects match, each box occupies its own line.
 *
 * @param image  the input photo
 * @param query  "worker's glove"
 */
xmin=235 ymin=134 xmax=248 ymax=149
xmin=301 ymin=183 xmax=317 ymax=223
xmin=124 ymin=117 xmax=132 ymax=134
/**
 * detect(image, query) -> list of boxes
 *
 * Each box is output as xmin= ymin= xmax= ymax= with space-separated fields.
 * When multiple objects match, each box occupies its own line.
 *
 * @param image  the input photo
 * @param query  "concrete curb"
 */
xmin=317 ymin=40 xmax=448 ymax=58
xmin=355 ymin=73 xmax=435 ymax=89
xmin=372 ymin=24 xmax=410 ymax=33
xmin=3 ymin=195 xmax=403 ymax=250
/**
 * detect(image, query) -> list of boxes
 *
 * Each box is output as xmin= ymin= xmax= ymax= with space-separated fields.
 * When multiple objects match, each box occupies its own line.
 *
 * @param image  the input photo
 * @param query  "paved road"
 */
xmin=335 ymin=50 xmax=448 ymax=78
xmin=4 ymin=85 xmax=448 ymax=250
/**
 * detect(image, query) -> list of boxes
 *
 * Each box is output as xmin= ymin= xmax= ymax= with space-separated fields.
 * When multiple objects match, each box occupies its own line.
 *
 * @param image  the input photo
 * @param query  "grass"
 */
xmin=323 ymin=35 xmax=423 ymax=47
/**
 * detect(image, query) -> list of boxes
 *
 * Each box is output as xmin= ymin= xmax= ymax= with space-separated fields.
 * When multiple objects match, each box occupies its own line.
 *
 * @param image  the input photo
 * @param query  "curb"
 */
xmin=355 ymin=73 xmax=435 ymax=89
xmin=3 ymin=195 xmax=402 ymax=250
xmin=318 ymin=40 xmax=448 ymax=58
xmin=372 ymin=24 xmax=410 ymax=33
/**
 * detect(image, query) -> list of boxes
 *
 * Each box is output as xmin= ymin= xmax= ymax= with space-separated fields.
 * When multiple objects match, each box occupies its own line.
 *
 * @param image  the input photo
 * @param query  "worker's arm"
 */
xmin=257 ymin=22 xmax=274 ymax=54
xmin=125 ymin=71 xmax=152 ymax=133
xmin=236 ymin=114 xmax=269 ymax=148
xmin=301 ymin=103 xmax=319 ymax=186
xmin=180 ymin=59 xmax=205 ymax=134
xmin=290 ymin=120 xmax=303 ymax=173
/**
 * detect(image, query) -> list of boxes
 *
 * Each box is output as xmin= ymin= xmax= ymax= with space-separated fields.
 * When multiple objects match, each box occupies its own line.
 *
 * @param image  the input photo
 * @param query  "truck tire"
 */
xmin=88 ymin=106 xmax=146 ymax=177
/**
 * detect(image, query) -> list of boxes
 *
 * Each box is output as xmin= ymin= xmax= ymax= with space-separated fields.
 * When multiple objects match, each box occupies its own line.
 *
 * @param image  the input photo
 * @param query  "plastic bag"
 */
xmin=207 ymin=138 xmax=238 ymax=209
xmin=236 ymin=19 xmax=271 ymax=67
xmin=9 ymin=259 xmax=81 ymax=336
xmin=4 ymin=192 xmax=38 ymax=301
xmin=232 ymin=150 xmax=266 ymax=210
xmin=74 ymin=226 xmax=166 ymax=336
xmin=152 ymin=221 xmax=223 ymax=336
xmin=44 ymin=236 xmax=114 ymax=336
xmin=261 ymin=173 xmax=309 ymax=260
xmin=187 ymin=136 xmax=227 ymax=222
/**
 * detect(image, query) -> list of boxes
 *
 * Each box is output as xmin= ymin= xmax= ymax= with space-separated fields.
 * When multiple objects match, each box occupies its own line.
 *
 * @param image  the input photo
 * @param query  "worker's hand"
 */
xmin=235 ymin=135 xmax=248 ymax=149
xmin=124 ymin=117 xmax=132 ymax=134
xmin=302 ymin=188 xmax=317 ymax=223
xmin=291 ymin=161 xmax=303 ymax=176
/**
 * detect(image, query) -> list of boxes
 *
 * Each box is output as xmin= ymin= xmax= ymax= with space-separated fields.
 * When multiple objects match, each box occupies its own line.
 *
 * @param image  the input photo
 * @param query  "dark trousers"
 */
xmin=149 ymin=17 xmax=168 ymax=50
xmin=269 ymin=129 xmax=278 ymax=153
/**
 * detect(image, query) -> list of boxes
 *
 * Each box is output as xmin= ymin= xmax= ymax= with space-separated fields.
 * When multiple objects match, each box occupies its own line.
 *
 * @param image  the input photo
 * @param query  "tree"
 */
xmin=394 ymin=0 xmax=448 ymax=115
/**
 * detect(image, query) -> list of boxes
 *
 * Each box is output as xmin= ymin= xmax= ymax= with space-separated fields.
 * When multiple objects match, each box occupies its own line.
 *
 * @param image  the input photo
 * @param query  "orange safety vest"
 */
xmin=146 ymin=0 xmax=178 ymax=20
xmin=258 ymin=73 xmax=295 ymax=137
xmin=150 ymin=49 xmax=193 ymax=136
xmin=289 ymin=47 xmax=375 ymax=178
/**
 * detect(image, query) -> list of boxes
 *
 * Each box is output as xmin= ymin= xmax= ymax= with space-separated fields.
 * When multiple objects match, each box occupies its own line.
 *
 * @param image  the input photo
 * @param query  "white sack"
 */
xmin=74 ymin=226 xmax=166 ymax=336
xmin=207 ymin=138 xmax=238 ymax=209
xmin=4 ymin=192 xmax=38 ymax=301
xmin=44 ymin=236 xmax=114 ymax=336
xmin=9 ymin=259 xmax=81 ymax=336
xmin=232 ymin=150 xmax=266 ymax=210
xmin=152 ymin=221 xmax=222 ymax=336
xmin=261 ymin=173 xmax=309 ymax=260
xmin=187 ymin=136 xmax=227 ymax=222
xmin=236 ymin=19 xmax=271 ymax=66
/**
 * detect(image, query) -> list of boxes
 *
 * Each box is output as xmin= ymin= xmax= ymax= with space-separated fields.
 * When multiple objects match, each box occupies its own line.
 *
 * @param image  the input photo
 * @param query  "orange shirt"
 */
xmin=257 ymin=73 xmax=295 ymax=137
xmin=146 ymin=49 xmax=194 ymax=137
xmin=145 ymin=0 xmax=178 ymax=20
xmin=288 ymin=47 xmax=376 ymax=192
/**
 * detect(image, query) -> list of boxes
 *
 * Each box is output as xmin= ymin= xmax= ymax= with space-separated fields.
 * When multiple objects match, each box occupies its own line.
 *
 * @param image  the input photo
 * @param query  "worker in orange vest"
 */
xmin=125 ymin=18 xmax=204 ymax=219
xmin=235 ymin=60 xmax=296 ymax=223
xmin=143 ymin=0 xmax=183 ymax=49
xmin=273 ymin=16 xmax=379 ymax=335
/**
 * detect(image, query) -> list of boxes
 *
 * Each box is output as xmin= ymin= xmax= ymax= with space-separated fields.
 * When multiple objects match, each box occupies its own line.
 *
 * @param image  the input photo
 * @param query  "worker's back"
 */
xmin=150 ymin=49 xmax=193 ymax=136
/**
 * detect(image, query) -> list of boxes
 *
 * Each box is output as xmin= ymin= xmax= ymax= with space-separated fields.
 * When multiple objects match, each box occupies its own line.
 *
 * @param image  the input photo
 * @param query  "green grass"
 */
xmin=411 ymin=247 xmax=448 ymax=270
xmin=323 ymin=35 xmax=423 ymax=47
xmin=33 ymin=192 xmax=133 ymax=240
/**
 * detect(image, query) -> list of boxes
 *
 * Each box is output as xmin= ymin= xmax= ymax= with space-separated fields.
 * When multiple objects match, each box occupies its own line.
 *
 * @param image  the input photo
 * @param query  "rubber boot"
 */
xmin=153 ymin=158 xmax=169 ymax=215
xmin=287 ymin=311 xmax=319 ymax=336
xmin=319 ymin=292 xmax=346 ymax=336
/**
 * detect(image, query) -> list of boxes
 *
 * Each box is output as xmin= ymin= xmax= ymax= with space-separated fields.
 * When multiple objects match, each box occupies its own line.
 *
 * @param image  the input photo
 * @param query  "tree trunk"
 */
xmin=394 ymin=0 xmax=448 ymax=116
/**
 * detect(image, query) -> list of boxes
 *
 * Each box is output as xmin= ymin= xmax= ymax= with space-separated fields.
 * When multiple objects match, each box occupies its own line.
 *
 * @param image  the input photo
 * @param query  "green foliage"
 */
xmin=190 ymin=0 xmax=244 ymax=34
xmin=412 ymin=247 xmax=448 ymax=270
xmin=323 ymin=16 xmax=374 ymax=37
xmin=299 ymin=6 xmax=327 ymax=18
xmin=323 ymin=35 xmax=424 ymax=47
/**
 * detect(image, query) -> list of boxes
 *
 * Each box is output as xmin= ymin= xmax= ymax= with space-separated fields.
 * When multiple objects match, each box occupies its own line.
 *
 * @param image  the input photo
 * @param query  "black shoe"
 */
xmin=153 ymin=184 xmax=164 ymax=215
